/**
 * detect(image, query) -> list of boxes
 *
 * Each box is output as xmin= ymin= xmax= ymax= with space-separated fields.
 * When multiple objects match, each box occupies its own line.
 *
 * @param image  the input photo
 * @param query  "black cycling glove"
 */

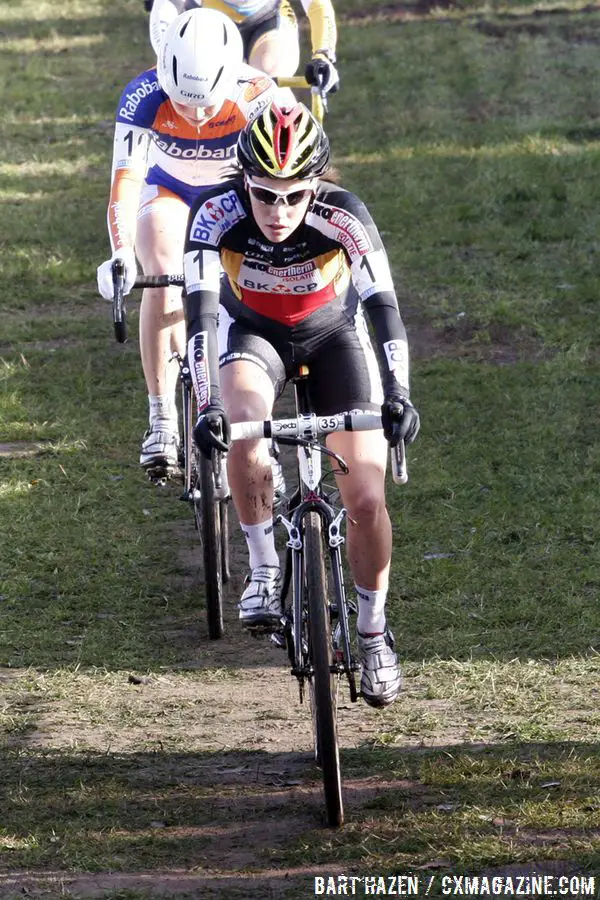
xmin=193 ymin=402 xmax=231 ymax=458
xmin=381 ymin=393 xmax=420 ymax=446
xmin=305 ymin=53 xmax=340 ymax=95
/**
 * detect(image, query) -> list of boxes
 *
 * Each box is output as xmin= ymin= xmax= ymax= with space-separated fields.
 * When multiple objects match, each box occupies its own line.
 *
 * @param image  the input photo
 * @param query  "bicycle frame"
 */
xmin=276 ymin=372 xmax=359 ymax=703
xmin=230 ymin=405 xmax=407 ymax=697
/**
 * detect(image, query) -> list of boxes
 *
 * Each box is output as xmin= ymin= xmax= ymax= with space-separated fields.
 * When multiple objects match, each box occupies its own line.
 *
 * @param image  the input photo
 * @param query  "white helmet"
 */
xmin=157 ymin=8 xmax=243 ymax=110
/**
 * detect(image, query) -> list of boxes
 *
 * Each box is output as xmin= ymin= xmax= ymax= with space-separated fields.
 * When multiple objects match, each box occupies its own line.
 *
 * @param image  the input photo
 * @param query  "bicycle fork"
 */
xmin=277 ymin=503 xmax=359 ymax=703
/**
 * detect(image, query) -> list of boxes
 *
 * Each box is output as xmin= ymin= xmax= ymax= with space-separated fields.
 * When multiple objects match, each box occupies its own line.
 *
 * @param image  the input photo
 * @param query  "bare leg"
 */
xmin=221 ymin=361 xmax=282 ymax=629
xmin=247 ymin=19 xmax=299 ymax=78
xmin=220 ymin=361 xmax=276 ymax=525
xmin=328 ymin=430 xmax=401 ymax=707
xmin=326 ymin=429 xmax=391 ymax=591
xmin=135 ymin=194 xmax=189 ymax=401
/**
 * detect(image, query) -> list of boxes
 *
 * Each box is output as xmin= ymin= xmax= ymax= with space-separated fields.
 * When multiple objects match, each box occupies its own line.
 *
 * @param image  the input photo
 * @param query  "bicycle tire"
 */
xmin=220 ymin=500 xmax=230 ymax=584
xmin=114 ymin=320 xmax=128 ymax=344
xmin=196 ymin=451 xmax=225 ymax=640
xmin=305 ymin=510 xmax=344 ymax=827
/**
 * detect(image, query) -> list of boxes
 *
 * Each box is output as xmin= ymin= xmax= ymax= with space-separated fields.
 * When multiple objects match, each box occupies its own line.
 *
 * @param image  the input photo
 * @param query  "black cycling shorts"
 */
xmin=239 ymin=4 xmax=283 ymax=59
xmin=217 ymin=303 xmax=384 ymax=417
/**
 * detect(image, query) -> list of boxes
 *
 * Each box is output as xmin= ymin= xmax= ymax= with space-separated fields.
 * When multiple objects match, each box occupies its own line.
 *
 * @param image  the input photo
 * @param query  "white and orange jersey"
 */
xmin=107 ymin=65 xmax=274 ymax=252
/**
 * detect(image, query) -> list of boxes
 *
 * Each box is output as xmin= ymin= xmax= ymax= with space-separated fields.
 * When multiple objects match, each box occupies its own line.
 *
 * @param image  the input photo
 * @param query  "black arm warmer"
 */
xmin=362 ymin=291 xmax=410 ymax=397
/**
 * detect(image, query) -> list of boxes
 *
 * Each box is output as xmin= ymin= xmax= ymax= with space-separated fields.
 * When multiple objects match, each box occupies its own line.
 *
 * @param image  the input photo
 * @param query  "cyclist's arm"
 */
xmin=106 ymin=71 xmax=161 ymax=253
xmin=107 ymin=122 xmax=149 ymax=253
xmin=339 ymin=195 xmax=411 ymax=396
xmin=299 ymin=0 xmax=337 ymax=59
xmin=183 ymin=200 xmax=224 ymax=410
xmin=362 ymin=291 xmax=410 ymax=398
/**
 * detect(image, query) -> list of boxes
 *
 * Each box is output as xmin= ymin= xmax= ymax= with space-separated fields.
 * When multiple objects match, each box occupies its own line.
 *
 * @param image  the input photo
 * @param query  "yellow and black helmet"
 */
xmin=237 ymin=102 xmax=330 ymax=179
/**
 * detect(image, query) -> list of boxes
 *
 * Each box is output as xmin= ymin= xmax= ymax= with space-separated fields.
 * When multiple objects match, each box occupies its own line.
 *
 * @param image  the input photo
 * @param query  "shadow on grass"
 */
xmin=0 ymin=741 xmax=598 ymax=893
xmin=0 ymin=6 xmax=143 ymax=43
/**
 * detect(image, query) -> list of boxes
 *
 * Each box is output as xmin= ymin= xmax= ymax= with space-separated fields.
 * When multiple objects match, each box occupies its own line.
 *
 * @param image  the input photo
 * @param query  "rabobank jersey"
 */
xmin=107 ymin=65 xmax=274 ymax=249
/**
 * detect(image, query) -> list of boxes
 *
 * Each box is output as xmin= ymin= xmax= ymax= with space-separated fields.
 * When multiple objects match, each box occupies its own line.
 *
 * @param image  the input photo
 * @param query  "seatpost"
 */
xmin=292 ymin=364 xmax=311 ymax=416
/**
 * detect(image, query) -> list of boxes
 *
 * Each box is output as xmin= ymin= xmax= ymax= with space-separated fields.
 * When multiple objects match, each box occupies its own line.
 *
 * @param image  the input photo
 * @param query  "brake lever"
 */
xmin=112 ymin=259 xmax=128 ymax=343
xmin=391 ymin=440 xmax=408 ymax=485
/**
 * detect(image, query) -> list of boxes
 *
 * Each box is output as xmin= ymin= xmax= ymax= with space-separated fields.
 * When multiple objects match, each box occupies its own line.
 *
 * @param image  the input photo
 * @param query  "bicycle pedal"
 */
xmin=145 ymin=464 xmax=182 ymax=485
xmin=147 ymin=472 xmax=168 ymax=486
xmin=246 ymin=624 xmax=278 ymax=638
xmin=269 ymin=630 xmax=286 ymax=650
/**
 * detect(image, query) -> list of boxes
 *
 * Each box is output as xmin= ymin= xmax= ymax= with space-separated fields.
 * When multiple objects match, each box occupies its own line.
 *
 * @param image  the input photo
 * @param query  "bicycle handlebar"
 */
xmin=110 ymin=271 xmax=408 ymax=483
xmin=230 ymin=411 xmax=378 ymax=440
xmin=230 ymin=411 xmax=408 ymax=485
xmin=274 ymin=75 xmax=327 ymax=120
xmin=110 ymin=268 xmax=186 ymax=343
xmin=133 ymin=274 xmax=185 ymax=289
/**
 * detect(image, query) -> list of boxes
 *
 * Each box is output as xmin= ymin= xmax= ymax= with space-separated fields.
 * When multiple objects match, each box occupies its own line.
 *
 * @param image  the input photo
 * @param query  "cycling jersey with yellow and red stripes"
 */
xmin=183 ymin=176 xmax=410 ymax=402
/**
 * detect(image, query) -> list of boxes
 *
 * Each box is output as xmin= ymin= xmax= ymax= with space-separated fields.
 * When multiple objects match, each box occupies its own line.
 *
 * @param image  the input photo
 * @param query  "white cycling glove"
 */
xmin=97 ymin=247 xmax=138 ymax=301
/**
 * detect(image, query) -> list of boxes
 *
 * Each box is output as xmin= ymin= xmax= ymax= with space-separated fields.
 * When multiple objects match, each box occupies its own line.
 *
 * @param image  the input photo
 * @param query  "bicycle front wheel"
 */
xmin=220 ymin=499 xmax=230 ymax=584
xmin=196 ymin=451 xmax=225 ymax=640
xmin=305 ymin=511 xmax=343 ymax=827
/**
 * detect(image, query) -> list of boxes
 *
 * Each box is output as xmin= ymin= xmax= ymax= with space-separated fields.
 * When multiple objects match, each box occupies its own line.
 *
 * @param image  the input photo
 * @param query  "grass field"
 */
xmin=1 ymin=0 xmax=600 ymax=897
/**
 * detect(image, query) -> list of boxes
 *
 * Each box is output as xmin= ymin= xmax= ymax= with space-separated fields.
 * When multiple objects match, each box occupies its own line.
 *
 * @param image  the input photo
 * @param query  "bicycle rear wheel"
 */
xmin=196 ymin=451 xmax=225 ymax=640
xmin=305 ymin=510 xmax=343 ymax=827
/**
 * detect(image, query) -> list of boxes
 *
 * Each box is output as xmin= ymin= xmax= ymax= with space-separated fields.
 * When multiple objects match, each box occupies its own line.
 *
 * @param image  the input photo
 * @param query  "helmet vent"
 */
xmin=277 ymin=128 xmax=290 ymax=163
xmin=179 ymin=18 xmax=190 ymax=37
xmin=172 ymin=56 xmax=178 ymax=86
xmin=210 ymin=65 xmax=224 ymax=92
xmin=223 ymin=22 xmax=228 ymax=44
xmin=296 ymin=145 xmax=313 ymax=167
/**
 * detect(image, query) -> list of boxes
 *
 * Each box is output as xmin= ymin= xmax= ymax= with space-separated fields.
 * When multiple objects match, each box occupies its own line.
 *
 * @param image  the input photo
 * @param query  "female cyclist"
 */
xmin=96 ymin=8 xmax=277 ymax=477
xmin=183 ymin=102 xmax=420 ymax=708
xmin=147 ymin=0 xmax=339 ymax=95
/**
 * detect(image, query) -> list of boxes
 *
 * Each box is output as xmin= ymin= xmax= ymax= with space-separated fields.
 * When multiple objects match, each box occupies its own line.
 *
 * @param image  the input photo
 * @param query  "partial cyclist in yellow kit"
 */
xmin=146 ymin=0 xmax=340 ymax=95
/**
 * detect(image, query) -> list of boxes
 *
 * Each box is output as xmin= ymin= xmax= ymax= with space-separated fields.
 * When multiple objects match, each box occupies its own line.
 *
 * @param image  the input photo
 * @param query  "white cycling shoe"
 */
xmin=238 ymin=565 xmax=282 ymax=632
xmin=140 ymin=425 xmax=180 ymax=475
xmin=358 ymin=627 xmax=402 ymax=708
